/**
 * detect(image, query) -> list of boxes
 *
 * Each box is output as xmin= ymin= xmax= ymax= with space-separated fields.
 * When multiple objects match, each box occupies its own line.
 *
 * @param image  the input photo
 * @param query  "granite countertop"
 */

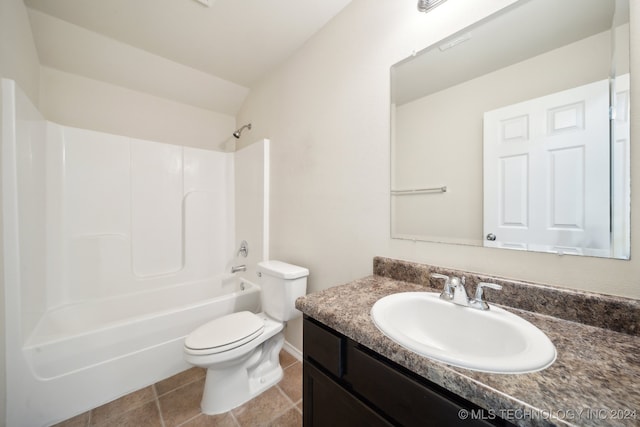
xmin=296 ymin=275 xmax=640 ymax=427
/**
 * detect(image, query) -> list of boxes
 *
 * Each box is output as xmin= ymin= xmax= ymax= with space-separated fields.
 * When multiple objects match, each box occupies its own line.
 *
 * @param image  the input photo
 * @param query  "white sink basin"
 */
xmin=371 ymin=292 xmax=556 ymax=374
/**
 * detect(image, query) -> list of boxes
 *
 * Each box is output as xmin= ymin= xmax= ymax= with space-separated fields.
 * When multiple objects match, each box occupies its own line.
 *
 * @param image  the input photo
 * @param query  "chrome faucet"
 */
xmin=431 ymin=273 xmax=454 ymax=301
xmin=231 ymin=265 xmax=247 ymax=273
xmin=431 ymin=273 xmax=502 ymax=310
xmin=451 ymin=276 xmax=470 ymax=306
xmin=469 ymin=282 xmax=503 ymax=310
xmin=237 ymin=240 xmax=248 ymax=258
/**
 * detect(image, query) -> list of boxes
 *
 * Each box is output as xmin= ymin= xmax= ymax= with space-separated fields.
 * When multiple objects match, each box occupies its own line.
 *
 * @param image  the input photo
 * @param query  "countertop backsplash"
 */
xmin=373 ymin=257 xmax=640 ymax=336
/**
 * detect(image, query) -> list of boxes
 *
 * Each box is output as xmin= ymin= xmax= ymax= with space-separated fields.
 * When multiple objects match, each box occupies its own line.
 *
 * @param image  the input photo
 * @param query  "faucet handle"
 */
xmin=431 ymin=273 xmax=450 ymax=282
xmin=473 ymin=282 xmax=502 ymax=309
xmin=476 ymin=281 xmax=502 ymax=292
xmin=431 ymin=273 xmax=454 ymax=300
xmin=237 ymin=240 xmax=249 ymax=258
xmin=431 ymin=273 xmax=451 ymax=289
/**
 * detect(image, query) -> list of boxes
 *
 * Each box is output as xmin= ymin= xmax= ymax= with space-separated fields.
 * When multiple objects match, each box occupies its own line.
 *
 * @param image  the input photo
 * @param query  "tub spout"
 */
xmin=231 ymin=265 xmax=247 ymax=273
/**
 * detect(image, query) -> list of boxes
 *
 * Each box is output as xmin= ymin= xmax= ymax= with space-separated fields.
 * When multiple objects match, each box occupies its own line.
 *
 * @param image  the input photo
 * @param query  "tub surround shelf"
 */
xmin=296 ymin=258 xmax=640 ymax=427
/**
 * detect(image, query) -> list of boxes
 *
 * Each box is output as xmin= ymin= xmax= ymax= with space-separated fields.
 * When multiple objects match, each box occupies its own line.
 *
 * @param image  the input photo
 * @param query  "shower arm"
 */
xmin=233 ymin=123 xmax=252 ymax=139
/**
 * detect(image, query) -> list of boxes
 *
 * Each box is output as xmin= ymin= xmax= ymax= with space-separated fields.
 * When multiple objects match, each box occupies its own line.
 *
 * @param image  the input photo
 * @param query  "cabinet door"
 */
xmin=303 ymin=361 xmax=392 ymax=427
xmin=345 ymin=342 xmax=497 ymax=427
xmin=303 ymin=317 xmax=344 ymax=378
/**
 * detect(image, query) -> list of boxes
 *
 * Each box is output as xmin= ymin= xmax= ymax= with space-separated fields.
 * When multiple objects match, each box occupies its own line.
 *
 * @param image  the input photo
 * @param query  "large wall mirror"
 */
xmin=391 ymin=0 xmax=631 ymax=259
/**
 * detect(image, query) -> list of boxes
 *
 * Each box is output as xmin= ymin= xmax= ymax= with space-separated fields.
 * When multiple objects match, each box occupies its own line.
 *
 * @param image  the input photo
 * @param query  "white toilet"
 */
xmin=183 ymin=260 xmax=309 ymax=414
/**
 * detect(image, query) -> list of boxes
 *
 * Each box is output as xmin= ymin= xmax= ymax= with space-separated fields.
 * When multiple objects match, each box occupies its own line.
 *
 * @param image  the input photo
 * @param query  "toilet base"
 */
xmin=200 ymin=331 xmax=285 ymax=415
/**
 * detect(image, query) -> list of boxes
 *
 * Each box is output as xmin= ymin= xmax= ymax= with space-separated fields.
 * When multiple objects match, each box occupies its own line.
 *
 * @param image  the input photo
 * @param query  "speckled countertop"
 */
xmin=296 ymin=259 xmax=640 ymax=427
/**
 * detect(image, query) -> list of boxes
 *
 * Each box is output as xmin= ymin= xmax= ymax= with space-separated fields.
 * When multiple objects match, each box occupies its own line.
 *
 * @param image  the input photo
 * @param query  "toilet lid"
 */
xmin=185 ymin=311 xmax=264 ymax=353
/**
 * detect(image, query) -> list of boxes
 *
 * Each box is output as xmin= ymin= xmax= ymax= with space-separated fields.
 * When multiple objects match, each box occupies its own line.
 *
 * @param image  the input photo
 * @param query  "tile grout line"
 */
xmin=88 ymin=385 xmax=160 ymax=427
xmin=155 ymin=374 xmax=206 ymax=399
xmin=152 ymin=384 xmax=167 ymax=427
xmin=281 ymin=362 xmax=303 ymax=410
xmin=273 ymin=384 xmax=300 ymax=421
xmin=173 ymin=402 xmax=242 ymax=427
xmin=229 ymin=411 xmax=242 ymax=427
xmin=281 ymin=354 xmax=299 ymax=370
xmin=232 ymin=384 xmax=296 ymax=426
xmin=281 ymin=360 xmax=296 ymax=370
xmin=174 ymin=412 xmax=201 ymax=427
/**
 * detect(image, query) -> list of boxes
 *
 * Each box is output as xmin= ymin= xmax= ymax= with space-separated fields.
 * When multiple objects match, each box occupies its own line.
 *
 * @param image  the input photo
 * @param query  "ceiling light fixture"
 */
xmin=417 ymin=0 xmax=447 ymax=13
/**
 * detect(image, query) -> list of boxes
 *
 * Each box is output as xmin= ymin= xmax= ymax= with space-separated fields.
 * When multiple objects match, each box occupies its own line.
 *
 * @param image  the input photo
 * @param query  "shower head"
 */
xmin=233 ymin=123 xmax=252 ymax=139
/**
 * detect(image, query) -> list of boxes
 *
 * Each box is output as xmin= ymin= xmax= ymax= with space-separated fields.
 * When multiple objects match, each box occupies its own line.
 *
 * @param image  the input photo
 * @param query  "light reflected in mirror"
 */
xmin=390 ymin=0 xmax=630 ymax=259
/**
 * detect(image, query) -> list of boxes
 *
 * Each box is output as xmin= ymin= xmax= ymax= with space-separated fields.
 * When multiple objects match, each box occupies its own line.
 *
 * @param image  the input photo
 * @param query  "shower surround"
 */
xmin=1 ymin=79 xmax=268 ymax=426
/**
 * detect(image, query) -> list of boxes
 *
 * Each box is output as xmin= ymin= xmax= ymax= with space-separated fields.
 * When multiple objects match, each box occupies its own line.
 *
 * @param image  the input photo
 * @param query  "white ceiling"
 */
xmin=25 ymin=0 xmax=352 ymax=115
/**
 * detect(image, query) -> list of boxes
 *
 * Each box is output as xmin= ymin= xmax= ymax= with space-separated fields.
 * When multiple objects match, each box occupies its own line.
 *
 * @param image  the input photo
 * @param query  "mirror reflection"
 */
xmin=391 ymin=0 xmax=630 ymax=259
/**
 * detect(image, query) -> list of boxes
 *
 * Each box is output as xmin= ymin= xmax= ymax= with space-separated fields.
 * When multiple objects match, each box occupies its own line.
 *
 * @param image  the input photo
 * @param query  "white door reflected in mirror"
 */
xmin=482 ymin=78 xmax=628 ymax=257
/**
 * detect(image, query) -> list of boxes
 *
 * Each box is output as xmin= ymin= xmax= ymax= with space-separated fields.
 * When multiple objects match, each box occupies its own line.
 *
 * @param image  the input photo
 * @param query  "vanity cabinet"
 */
xmin=303 ymin=316 xmax=511 ymax=427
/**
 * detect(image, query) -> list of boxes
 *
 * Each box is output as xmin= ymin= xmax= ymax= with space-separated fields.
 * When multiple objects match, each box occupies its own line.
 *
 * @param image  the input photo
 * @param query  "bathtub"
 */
xmin=18 ymin=275 xmax=261 ymax=426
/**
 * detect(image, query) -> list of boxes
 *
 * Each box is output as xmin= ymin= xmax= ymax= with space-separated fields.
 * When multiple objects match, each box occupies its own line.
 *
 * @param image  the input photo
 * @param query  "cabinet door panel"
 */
xmin=345 ymin=342 xmax=495 ymax=427
xmin=303 ymin=317 xmax=344 ymax=378
xmin=303 ymin=361 xmax=392 ymax=427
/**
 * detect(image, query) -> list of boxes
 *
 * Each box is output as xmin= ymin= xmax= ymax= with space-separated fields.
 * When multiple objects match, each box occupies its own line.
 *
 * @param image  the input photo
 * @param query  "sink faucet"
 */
xmin=431 ymin=274 xmax=502 ymax=310
xmin=231 ymin=265 xmax=247 ymax=273
xmin=451 ymin=276 xmax=470 ymax=306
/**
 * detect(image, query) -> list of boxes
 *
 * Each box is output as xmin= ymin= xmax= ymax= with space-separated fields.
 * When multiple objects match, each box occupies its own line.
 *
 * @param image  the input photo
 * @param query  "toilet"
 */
xmin=183 ymin=260 xmax=309 ymax=414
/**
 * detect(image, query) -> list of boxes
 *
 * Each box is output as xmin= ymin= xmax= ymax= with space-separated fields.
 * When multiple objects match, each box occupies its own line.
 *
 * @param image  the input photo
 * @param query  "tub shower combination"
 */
xmin=2 ymin=79 xmax=268 ymax=426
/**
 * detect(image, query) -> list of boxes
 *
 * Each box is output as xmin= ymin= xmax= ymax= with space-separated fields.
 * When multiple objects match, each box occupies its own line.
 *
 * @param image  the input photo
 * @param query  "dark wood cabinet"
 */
xmin=303 ymin=316 xmax=512 ymax=427
xmin=303 ymin=361 xmax=393 ymax=426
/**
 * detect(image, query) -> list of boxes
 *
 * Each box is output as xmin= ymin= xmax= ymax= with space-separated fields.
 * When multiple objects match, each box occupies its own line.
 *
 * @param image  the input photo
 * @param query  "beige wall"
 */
xmin=0 ymin=0 xmax=40 ymax=103
xmin=40 ymin=67 xmax=237 ymax=151
xmin=0 ymin=0 xmax=42 ymax=423
xmin=29 ymin=6 xmax=242 ymax=151
xmin=237 ymin=0 xmax=639 ymax=351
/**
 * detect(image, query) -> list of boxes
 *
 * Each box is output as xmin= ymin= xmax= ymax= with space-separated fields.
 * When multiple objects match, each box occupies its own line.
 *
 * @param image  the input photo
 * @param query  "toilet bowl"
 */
xmin=183 ymin=260 xmax=308 ymax=414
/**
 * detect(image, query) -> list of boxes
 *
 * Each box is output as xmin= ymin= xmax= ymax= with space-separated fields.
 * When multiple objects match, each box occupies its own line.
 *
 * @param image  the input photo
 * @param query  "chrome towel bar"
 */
xmin=391 ymin=186 xmax=447 ymax=195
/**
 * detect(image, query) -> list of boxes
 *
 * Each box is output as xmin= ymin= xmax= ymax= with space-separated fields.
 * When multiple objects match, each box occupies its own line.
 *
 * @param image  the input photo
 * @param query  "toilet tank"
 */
xmin=257 ymin=261 xmax=309 ymax=321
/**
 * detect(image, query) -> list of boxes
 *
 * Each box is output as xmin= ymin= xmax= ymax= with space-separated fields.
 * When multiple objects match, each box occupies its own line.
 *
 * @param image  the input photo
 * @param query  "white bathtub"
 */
xmin=18 ymin=275 xmax=261 ymax=426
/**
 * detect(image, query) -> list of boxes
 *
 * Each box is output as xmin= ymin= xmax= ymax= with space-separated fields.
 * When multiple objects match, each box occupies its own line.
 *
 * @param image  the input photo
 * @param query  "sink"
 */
xmin=371 ymin=292 xmax=556 ymax=374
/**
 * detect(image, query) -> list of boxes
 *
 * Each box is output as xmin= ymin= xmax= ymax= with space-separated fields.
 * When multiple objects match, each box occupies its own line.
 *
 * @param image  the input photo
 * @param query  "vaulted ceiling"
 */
xmin=25 ymin=0 xmax=352 ymax=115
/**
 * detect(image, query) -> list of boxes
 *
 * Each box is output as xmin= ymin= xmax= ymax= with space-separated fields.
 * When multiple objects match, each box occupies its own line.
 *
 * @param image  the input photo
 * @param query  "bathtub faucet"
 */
xmin=238 ymin=240 xmax=249 ymax=258
xmin=231 ymin=265 xmax=247 ymax=273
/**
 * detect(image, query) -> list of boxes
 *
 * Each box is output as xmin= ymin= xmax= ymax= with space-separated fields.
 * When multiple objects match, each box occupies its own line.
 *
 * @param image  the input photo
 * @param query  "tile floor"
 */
xmin=54 ymin=351 xmax=302 ymax=427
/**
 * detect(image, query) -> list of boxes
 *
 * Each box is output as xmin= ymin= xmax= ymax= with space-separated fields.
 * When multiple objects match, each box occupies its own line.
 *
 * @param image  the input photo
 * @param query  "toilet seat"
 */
xmin=185 ymin=311 xmax=264 ymax=355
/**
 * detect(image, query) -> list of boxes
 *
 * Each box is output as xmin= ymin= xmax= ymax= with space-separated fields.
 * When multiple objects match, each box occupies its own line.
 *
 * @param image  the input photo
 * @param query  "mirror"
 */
xmin=391 ymin=0 xmax=630 ymax=259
